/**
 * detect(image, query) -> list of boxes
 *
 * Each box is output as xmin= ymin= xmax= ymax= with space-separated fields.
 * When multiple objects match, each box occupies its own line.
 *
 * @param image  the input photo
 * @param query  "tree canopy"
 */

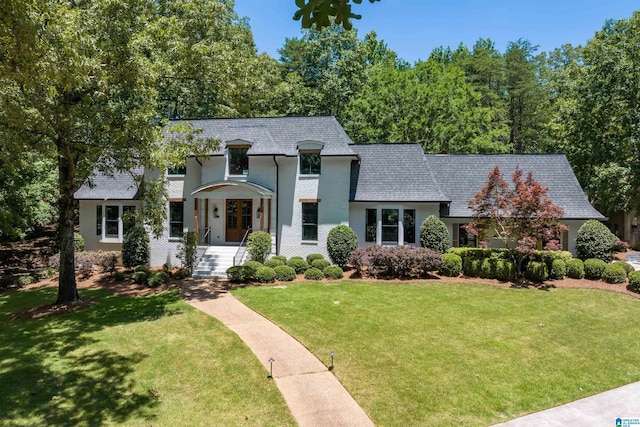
xmin=293 ymin=0 xmax=381 ymax=30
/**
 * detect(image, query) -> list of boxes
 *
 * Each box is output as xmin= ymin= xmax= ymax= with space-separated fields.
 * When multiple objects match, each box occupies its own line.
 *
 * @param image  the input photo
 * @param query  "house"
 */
xmin=75 ymin=116 xmax=604 ymax=275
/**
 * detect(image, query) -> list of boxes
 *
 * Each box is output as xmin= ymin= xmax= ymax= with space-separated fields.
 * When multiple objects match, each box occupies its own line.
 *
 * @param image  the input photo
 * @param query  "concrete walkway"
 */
xmin=491 ymin=381 xmax=640 ymax=426
xmin=181 ymin=282 xmax=374 ymax=427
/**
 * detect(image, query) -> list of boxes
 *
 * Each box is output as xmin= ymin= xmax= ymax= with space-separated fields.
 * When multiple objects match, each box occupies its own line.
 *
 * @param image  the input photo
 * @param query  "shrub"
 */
xmin=306 ymin=253 xmax=325 ymax=264
xmin=613 ymin=261 xmax=634 ymax=276
xmin=536 ymin=250 xmax=573 ymax=270
xmin=272 ymin=255 xmax=287 ymax=264
xmin=32 ymin=268 xmax=54 ymax=281
xmin=177 ymin=231 xmax=199 ymax=273
xmin=566 ymin=259 xmax=585 ymax=279
xmin=613 ymin=240 xmax=631 ymax=252
xmin=254 ymin=266 xmax=276 ymax=283
xmin=327 ymin=225 xmax=358 ymax=268
xmin=584 ymin=258 xmax=607 ymax=280
xmin=438 ymin=253 xmax=462 ymax=277
xmin=134 ymin=264 xmax=150 ymax=274
xmin=17 ymin=274 xmax=34 ymax=287
xmin=628 ymin=271 xmax=640 ymax=293
xmin=226 ymin=266 xmax=248 ymax=283
xmin=131 ymin=271 xmax=148 ymax=285
xmin=495 ymin=259 xmax=516 ymax=282
xmin=304 ymin=267 xmax=324 ymax=281
xmin=525 ymin=261 xmax=548 ymax=282
xmin=350 ymin=248 xmax=369 ymax=275
xmin=287 ymin=257 xmax=309 ymax=274
xmin=99 ymin=251 xmax=119 ymax=275
xmin=174 ymin=267 xmax=190 ymax=280
xmin=463 ymin=258 xmax=483 ymax=278
xmin=122 ymin=225 xmax=150 ymax=268
xmin=162 ymin=263 xmax=174 ymax=276
xmin=148 ymin=271 xmax=169 ymax=288
xmin=575 ymin=220 xmax=617 ymax=261
xmin=312 ymin=259 xmax=331 ymax=270
xmin=242 ymin=261 xmax=263 ymax=280
xmin=549 ymin=259 xmax=567 ymax=280
xmin=274 ymin=265 xmax=296 ymax=281
xmin=347 ymin=245 xmax=442 ymax=279
xmin=247 ymin=231 xmax=272 ymax=263
xmin=480 ymin=258 xmax=500 ymax=279
xmin=73 ymin=232 xmax=85 ymax=252
xmin=324 ymin=265 xmax=344 ymax=280
xmin=75 ymin=254 xmax=94 ymax=279
xmin=602 ymin=264 xmax=627 ymax=284
xmin=48 ymin=253 xmax=61 ymax=270
xmin=419 ymin=215 xmax=450 ymax=253
xmin=264 ymin=258 xmax=285 ymax=269
xmin=113 ymin=271 xmax=126 ymax=281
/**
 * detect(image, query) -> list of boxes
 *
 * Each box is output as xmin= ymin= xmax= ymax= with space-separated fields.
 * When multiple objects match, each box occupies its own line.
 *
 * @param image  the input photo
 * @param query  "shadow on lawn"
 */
xmin=0 ymin=288 xmax=180 ymax=425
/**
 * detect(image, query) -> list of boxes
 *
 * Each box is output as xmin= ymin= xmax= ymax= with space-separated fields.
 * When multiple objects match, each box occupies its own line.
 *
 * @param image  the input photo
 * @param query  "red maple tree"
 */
xmin=465 ymin=166 xmax=567 ymax=277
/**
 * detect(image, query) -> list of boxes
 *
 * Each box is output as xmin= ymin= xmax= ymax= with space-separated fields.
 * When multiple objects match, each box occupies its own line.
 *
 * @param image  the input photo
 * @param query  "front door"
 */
xmin=226 ymin=199 xmax=252 ymax=242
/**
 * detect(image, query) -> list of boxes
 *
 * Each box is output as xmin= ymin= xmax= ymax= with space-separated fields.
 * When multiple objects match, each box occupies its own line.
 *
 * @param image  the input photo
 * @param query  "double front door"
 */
xmin=226 ymin=199 xmax=252 ymax=242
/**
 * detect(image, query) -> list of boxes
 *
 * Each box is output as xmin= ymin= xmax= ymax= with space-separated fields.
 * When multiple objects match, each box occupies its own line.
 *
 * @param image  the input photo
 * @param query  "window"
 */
xmin=169 ymin=202 xmax=184 ymax=238
xmin=302 ymin=203 xmax=318 ymax=241
xmin=366 ymin=209 xmax=377 ymax=242
xmin=300 ymin=151 xmax=321 ymax=175
xmin=122 ymin=206 xmax=136 ymax=235
xmin=229 ymin=147 xmax=249 ymax=175
xmin=168 ymin=165 xmax=186 ymax=175
xmin=105 ymin=206 xmax=119 ymax=238
xmin=404 ymin=209 xmax=416 ymax=244
xmin=382 ymin=209 xmax=399 ymax=243
xmin=458 ymin=224 xmax=477 ymax=247
xmin=96 ymin=205 xmax=102 ymax=236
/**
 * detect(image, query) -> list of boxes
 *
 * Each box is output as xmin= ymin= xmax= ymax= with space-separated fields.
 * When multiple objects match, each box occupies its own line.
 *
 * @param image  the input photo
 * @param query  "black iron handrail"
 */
xmin=233 ymin=228 xmax=252 ymax=266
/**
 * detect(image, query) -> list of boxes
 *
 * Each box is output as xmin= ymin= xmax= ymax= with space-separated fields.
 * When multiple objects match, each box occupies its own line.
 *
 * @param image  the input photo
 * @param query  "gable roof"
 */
xmin=349 ymin=144 xmax=449 ymax=202
xmin=74 ymin=169 xmax=141 ymax=200
xmin=425 ymin=154 xmax=605 ymax=220
xmin=177 ymin=116 xmax=356 ymax=156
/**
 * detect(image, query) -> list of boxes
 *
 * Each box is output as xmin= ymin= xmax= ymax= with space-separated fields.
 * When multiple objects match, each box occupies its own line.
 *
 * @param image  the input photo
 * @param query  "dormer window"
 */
xmin=228 ymin=146 xmax=249 ymax=176
xmin=168 ymin=166 xmax=186 ymax=175
xmin=300 ymin=150 xmax=321 ymax=175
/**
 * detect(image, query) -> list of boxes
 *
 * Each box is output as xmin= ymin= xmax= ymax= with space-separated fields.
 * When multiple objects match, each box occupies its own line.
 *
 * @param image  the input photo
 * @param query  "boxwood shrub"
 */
xmin=602 ymin=264 xmax=627 ymax=284
xmin=566 ymin=258 xmax=585 ymax=279
xmin=247 ymin=231 xmax=272 ymax=263
xmin=419 ymin=215 xmax=450 ymax=253
xmin=148 ymin=271 xmax=169 ymax=288
xmin=306 ymin=253 xmax=325 ymax=264
xmin=575 ymin=219 xmax=617 ymax=261
xmin=271 ymin=255 xmax=287 ymax=264
xmin=549 ymin=259 xmax=567 ymax=280
xmin=584 ymin=258 xmax=607 ymax=280
xmin=242 ymin=261 xmax=263 ymax=280
xmin=311 ymin=259 xmax=331 ymax=270
xmin=495 ymin=259 xmax=516 ymax=282
xmin=131 ymin=271 xmax=148 ymax=285
xmin=254 ymin=266 xmax=276 ymax=283
xmin=525 ymin=261 xmax=548 ymax=282
xmin=439 ymin=253 xmax=462 ymax=277
xmin=274 ymin=265 xmax=296 ymax=282
xmin=323 ymin=265 xmax=344 ymax=279
xmin=628 ymin=271 xmax=640 ymax=293
xmin=463 ymin=258 xmax=482 ymax=278
xmin=227 ymin=266 xmax=249 ymax=283
xmin=304 ymin=267 xmax=324 ymax=281
xmin=264 ymin=258 xmax=285 ymax=268
xmin=287 ymin=256 xmax=309 ymax=273
xmin=327 ymin=225 xmax=358 ymax=267
xmin=613 ymin=260 xmax=634 ymax=276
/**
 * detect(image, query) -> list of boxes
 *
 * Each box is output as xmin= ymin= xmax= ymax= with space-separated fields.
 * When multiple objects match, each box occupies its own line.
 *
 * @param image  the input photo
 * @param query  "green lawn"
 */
xmin=0 ymin=287 xmax=295 ymax=427
xmin=232 ymin=281 xmax=640 ymax=426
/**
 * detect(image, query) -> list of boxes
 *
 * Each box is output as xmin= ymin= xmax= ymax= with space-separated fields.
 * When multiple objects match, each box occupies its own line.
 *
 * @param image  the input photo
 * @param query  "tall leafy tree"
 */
xmin=0 ymin=0 xmax=221 ymax=303
xmin=293 ymin=0 xmax=381 ymax=30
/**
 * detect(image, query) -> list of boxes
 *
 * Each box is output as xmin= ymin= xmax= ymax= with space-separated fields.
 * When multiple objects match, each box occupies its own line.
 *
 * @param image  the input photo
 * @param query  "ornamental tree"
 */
xmin=465 ymin=166 xmax=567 ymax=278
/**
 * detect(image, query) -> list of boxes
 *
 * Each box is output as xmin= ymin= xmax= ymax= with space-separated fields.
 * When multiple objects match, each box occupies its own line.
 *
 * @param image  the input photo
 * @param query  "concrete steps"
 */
xmin=193 ymin=246 xmax=245 ymax=279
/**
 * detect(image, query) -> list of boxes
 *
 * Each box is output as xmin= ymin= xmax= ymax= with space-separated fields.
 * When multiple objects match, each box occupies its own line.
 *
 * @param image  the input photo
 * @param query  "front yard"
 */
xmin=232 ymin=281 xmax=640 ymax=426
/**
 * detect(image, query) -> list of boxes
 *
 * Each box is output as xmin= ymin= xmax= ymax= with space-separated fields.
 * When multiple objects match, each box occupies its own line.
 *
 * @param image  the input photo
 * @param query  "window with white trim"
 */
xmin=302 ymin=203 xmax=318 ymax=241
xmin=365 ymin=209 xmax=377 ymax=242
xmin=169 ymin=202 xmax=184 ymax=238
xmin=382 ymin=209 xmax=399 ymax=243
xmin=168 ymin=165 xmax=186 ymax=175
xmin=99 ymin=204 xmax=136 ymax=241
xmin=228 ymin=146 xmax=249 ymax=175
xmin=300 ymin=151 xmax=321 ymax=175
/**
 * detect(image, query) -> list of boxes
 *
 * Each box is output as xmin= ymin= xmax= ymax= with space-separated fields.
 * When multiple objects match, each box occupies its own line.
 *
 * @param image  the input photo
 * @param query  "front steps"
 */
xmin=193 ymin=246 xmax=246 ymax=279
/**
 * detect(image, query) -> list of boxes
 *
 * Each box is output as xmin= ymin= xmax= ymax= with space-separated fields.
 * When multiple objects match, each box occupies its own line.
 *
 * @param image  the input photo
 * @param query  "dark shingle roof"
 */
xmin=176 ymin=116 xmax=356 ymax=156
xmin=349 ymin=144 xmax=449 ymax=202
xmin=425 ymin=154 xmax=605 ymax=219
xmin=74 ymin=169 xmax=141 ymax=200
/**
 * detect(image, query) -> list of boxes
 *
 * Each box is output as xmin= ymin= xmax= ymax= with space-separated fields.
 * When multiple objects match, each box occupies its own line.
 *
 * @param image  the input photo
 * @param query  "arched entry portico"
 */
xmin=191 ymin=181 xmax=273 ymax=245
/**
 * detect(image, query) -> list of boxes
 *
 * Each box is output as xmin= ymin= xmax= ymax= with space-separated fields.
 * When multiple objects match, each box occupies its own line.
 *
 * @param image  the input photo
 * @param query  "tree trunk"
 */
xmin=57 ymin=151 xmax=79 ymax=304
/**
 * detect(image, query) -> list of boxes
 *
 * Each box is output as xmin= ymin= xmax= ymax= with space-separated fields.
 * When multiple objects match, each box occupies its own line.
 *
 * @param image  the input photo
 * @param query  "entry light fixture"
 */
xmin=213 ymin=206 xmax=219 ymax=218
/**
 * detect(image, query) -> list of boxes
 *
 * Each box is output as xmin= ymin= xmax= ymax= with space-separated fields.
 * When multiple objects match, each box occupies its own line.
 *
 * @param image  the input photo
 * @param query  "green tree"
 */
xmin=293 ymin=0 xmax=381 ymax=30
xmin=0 ymin=0 xmax=220 ymax=303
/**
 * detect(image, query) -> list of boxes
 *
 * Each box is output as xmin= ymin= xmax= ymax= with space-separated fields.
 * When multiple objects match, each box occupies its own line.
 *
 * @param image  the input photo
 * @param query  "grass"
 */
xmin=232 ymin=281 xmax=640 ymax=426
xmin=0 ymin=287 xmax=295 ymax=427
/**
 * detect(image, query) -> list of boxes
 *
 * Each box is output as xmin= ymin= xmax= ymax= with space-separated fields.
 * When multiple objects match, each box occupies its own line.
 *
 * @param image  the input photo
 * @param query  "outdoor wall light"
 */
xmin=256 ymin=207 xmax=262 ymax=218
xmin=268 ymin=357 xmax=275 ymax=379
xmin=213 ymin=206 xmax=219 ymax=218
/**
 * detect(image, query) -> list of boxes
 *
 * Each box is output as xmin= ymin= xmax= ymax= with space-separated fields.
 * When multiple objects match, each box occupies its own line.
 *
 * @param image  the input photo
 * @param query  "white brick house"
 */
xmin=75 ymin=116 xmax=604 ymax=273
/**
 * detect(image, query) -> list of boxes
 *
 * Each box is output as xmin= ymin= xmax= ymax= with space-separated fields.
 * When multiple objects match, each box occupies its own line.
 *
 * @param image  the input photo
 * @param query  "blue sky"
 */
xmin=234 ymin=1 xmax=638 ymax=63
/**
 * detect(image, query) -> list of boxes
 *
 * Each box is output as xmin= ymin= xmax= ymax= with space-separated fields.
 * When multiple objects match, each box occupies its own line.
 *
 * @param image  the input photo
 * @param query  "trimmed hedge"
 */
xmin=439 ymin=253 xmax=462 ymax=277
xmin=271 ymin=255 xmax=287 ymax=264
xmin=311 ymin=259 xmax=331 ymax=270
xmin=274 ymin=265 xmax=296 ymax=281
xmin=264 ymin=258 xmax=285 ymax=269
xmin=613 ymin=261 xmax=634 ymax=276
xmin=602 ymin=264 xmax=627 ymax=284
xmin=584 ymin=258 xmax=607 ymax=280
xmin=419 ymin=215 xmax=450 ymax=253
xmin=549 ymin=259 xmax=567 ymax=280
xmin=122 ymin=225 xmax=150 ymax=268
xmin=243 ymin=261 xmax=263 ymax=280
xmin=247 ymin=231 xmax=272 ymax=263
xmin=304 ymin=267 xmax=324 ymax=281
xmin=566 ymin=258 xmax=585 ymax=279
xmin=287 ymin=257 xmax=309 ymax=274
xmin=463 ymin=258 xmax=483 ymax=278
xmin=227 ymin=266 xmax=250 ymax=283
xmin=575 ymin=220 xmax=617 ymax=261
xmin=628 ymin=271 xmax=640 ymax=293
xmin=495 ymin=259 xmax=516 ymax=282
xmin=327 ymin=225 xmax=358 ymax=267
xmin=306 ymin=253 xmax=325 ymax=264
xmin=350 ymin=245 xmax=442 ymax=279
xmin=324 ymin=266 xmax=344 ymax=279
xmin=525 ymin=261 xmax=548 ymax=282
xmin=254 ymin=266 xmax=276 ymax=283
